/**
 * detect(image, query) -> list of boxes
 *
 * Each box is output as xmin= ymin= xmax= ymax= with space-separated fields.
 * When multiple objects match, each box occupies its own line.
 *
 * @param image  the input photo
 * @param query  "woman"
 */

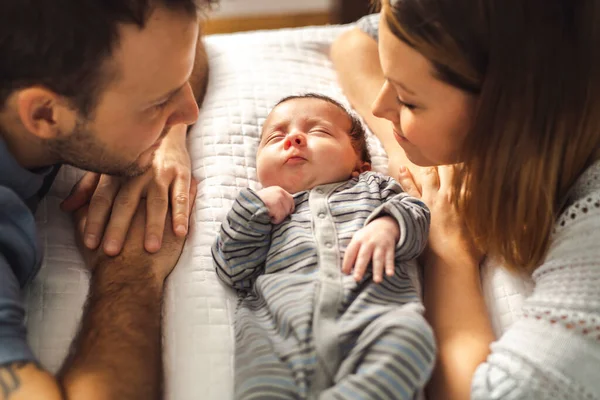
xmin=331 ymin=1 xmax=600 ymax=399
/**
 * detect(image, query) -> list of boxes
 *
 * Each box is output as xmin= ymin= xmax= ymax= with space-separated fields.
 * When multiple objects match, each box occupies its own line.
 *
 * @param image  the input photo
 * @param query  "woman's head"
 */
xmin=375 ymin=0 xmax=600 ymax=271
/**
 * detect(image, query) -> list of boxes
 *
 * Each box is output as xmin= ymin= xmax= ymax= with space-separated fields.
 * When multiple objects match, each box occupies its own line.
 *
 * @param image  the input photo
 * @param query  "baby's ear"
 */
xmin=359 ymin=162 xmax=371 ymax=173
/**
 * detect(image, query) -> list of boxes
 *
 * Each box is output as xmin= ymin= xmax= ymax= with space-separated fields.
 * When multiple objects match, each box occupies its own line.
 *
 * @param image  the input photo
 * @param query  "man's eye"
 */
xmin=153 ymin=100 xmax=169 ymax=111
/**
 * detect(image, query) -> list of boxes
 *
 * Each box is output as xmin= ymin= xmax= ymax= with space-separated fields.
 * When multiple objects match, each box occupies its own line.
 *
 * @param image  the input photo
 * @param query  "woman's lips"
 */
xmin=393 ymin=129 xmax=408 ymax=143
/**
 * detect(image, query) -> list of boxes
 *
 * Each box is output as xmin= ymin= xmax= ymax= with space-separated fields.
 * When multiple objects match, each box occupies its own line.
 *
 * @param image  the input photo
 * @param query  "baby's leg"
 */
xmin=235 ymin=306 xmax=312 ymax=400
xmin=320 ymin=306 xmax=436 ymax=400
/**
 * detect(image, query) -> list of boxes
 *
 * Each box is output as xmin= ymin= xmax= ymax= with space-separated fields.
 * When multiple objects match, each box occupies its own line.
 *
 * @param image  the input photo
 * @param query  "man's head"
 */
xmin=0 ymin=0 xmax=216 ymax=176
xmin=257 ymin=93 xmax=371 ymax=194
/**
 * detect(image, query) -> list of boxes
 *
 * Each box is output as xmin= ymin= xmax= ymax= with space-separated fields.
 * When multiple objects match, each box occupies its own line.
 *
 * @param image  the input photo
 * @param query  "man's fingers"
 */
xmin=61 ymin=172 xmax=101 ymax=212
xmin=189 ymin=177 xmax=198 ymax=214
xmin=73 ymin=205 xmax=90 ymax=238
xmin=342 ymin=239 xmax=360 ymax=274
xmin=100 ymin=183 xmax=144 ymax=256
xmin=170 ymin=172 xmax=191 ymax=237
xmin=83 ymin=175 xmax=120 ymax=250
xmin=144 ymin=182 xmax=169 ymax=253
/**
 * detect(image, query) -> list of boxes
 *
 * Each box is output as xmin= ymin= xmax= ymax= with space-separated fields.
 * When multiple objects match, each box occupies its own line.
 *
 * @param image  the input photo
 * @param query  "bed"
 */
xmin=25 ymin=23 xmax=534 ymax=400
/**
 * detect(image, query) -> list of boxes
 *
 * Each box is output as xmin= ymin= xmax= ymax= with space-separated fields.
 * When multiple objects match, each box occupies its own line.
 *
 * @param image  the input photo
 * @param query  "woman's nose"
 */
xmin=371 ymin=81 xmax=400 ymax=125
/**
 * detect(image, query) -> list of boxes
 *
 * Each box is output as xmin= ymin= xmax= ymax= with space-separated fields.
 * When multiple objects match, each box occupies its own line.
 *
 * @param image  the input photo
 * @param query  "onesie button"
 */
xmin=325 ymin=242 xmax=333 ymax=248
xmin=318 ymin=212 xmax=326 ymax=219
xmin=316 ymin=188 xmax=324 ymax=194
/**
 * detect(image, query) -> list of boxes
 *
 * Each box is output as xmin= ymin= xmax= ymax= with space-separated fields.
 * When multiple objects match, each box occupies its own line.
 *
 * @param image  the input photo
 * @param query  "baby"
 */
xmin=213 ymin=94 xmax=436 ymax=400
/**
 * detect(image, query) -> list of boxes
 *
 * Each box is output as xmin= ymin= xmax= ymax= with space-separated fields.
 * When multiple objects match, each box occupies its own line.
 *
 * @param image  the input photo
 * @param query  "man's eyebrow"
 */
xmin=386 ymin=76 xmax=417 ymax=95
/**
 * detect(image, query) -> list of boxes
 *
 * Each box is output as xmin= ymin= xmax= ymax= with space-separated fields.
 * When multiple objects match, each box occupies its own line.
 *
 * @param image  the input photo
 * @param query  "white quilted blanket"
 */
xmin=26 ymin=24 xmax=533 ymax=400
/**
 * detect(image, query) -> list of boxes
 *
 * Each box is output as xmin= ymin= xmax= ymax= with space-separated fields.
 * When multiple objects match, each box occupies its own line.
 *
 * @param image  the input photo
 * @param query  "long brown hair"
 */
xmin=380 ymin=0 xmax=600 ymax=272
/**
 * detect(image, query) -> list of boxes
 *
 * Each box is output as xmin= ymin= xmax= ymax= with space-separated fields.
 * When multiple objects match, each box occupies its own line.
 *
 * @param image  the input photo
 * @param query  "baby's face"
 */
xmin=257 ymin=98 xmax=364 ymax=194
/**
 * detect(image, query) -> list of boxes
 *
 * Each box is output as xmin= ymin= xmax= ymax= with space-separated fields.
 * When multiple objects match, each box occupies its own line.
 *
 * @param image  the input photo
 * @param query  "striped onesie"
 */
xmin=213 ymin=171 xmax=436 ymax=399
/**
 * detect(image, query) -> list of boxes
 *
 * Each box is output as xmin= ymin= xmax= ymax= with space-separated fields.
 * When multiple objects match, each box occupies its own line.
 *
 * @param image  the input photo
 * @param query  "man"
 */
xmin=0 ymin=0 xmax=215 ymax=398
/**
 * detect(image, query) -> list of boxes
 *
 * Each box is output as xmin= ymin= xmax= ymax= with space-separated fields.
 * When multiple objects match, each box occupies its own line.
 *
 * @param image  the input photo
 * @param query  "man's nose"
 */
xmin=283 ymin=132 xmax=306 ymax=150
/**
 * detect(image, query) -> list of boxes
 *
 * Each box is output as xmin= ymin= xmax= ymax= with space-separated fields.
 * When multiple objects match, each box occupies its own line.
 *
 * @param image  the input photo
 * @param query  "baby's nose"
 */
xmin=284 ymin=132 xmax=306 ymax=149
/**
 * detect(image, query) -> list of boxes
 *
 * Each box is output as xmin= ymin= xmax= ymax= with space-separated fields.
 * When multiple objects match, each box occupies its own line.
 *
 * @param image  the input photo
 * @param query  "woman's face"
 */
xmin=372 ymin=13 xmax=478 ymax=166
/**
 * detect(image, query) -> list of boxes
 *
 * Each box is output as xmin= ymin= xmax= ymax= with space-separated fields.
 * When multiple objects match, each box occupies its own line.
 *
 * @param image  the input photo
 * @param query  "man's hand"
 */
xmin=256 ymin=186 xmax=295 ymax=224
xmin=73 ymin=197 xmax=189 ymax=285
xmin=61 ymin=124 xmax=198 ymax=256
xmin=342 ymin=216 xmax=400 ymax=283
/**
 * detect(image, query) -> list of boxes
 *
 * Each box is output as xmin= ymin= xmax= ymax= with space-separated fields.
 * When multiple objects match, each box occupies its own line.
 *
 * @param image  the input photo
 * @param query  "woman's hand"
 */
xmin=396 ymin=165 xmax=483 ymax=267
xmin=61 ymin=124 xmax=198 ymax=256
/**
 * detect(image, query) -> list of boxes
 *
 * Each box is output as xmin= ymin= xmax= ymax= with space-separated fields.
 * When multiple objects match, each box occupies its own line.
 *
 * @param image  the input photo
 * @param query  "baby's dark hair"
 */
xmin=274 ymin=93 xmax=371 ymax=164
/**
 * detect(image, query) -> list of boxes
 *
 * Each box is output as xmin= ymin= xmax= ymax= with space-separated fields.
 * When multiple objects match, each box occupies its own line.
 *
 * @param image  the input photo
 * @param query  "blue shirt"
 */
xmin=0 ymin=138 xmax=59 ymax=365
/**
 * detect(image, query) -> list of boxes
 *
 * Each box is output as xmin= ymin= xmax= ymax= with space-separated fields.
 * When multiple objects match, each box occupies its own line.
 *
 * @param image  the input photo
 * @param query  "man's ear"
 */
xmin=15 ymin=87 xmax=76 ymax=140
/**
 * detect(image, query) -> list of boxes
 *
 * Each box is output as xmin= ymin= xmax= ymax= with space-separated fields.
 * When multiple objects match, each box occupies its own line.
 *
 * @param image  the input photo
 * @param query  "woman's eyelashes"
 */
xmin=397 ymin=97 xmax=417 ymax=110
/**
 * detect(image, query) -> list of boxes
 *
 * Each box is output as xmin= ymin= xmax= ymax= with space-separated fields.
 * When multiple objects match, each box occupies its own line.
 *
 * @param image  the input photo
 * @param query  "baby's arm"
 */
xmin=212 ymin=188 xmax=273 ymax=290
xmin=342 ymin=175 xmax=430 ymax=282
xmin=367 ymin=175 xmax=431 ymax=261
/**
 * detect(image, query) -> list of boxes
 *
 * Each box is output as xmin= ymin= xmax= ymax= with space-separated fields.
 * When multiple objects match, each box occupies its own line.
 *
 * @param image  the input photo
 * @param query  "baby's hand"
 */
xmin=342 ymin=216 xmax=400 ymax=283
xmin=256 ymin=186 xmax=295 ymax=224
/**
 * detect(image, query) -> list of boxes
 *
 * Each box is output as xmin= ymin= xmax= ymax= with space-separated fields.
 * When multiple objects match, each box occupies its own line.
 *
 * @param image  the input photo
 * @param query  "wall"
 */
xmin=211 ymin=0 xmax=333 ymax=18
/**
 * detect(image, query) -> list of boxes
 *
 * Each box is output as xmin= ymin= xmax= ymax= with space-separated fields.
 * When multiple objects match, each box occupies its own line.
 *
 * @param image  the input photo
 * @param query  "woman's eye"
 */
xmin=397 ymin=97 xmax=417 ymax=110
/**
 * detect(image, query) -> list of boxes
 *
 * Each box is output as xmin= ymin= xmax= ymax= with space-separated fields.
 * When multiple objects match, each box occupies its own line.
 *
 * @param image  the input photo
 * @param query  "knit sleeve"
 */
xmin=356 ymin=13 xmax=380 ymax=42
xmin=471 ymin=186 xmax=600 ymax=399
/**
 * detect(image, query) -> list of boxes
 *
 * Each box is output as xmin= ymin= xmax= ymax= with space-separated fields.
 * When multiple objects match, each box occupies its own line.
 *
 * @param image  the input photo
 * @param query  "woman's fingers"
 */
xmin=397 ymin=166 xmax=422 ymax=198
xmin=420 ymin=166 xmax=440 ymax=193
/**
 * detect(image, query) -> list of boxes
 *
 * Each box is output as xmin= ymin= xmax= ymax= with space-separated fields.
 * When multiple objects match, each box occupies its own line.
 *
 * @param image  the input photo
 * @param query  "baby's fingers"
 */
xmin=342 ymin=239 xmax=360 ymax=274
xmin=353 ymin=243 xmax=374 ymax=282
xmin=372 ymin=247 xmax=385 ymax=283
xmin=385 ymin=247 xmax=395 ymax=277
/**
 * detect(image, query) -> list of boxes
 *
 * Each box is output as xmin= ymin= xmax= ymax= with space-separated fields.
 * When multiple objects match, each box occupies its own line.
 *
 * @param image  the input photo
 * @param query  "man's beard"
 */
xmin=46 ymin=117 xmax=153 ymax=178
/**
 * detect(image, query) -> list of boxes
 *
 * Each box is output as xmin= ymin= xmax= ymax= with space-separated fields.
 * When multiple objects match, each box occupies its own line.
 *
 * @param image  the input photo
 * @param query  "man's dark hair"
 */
xmin=0 ymin=0 xmax=216 ymax=116
xmin=275 ymin=93 xmax=371 ymax=164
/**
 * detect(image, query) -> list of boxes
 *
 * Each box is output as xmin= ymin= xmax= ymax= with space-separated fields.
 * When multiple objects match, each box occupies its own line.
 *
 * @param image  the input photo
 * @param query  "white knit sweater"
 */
xmin=471 ymin=160 xmax=600 ymax=399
